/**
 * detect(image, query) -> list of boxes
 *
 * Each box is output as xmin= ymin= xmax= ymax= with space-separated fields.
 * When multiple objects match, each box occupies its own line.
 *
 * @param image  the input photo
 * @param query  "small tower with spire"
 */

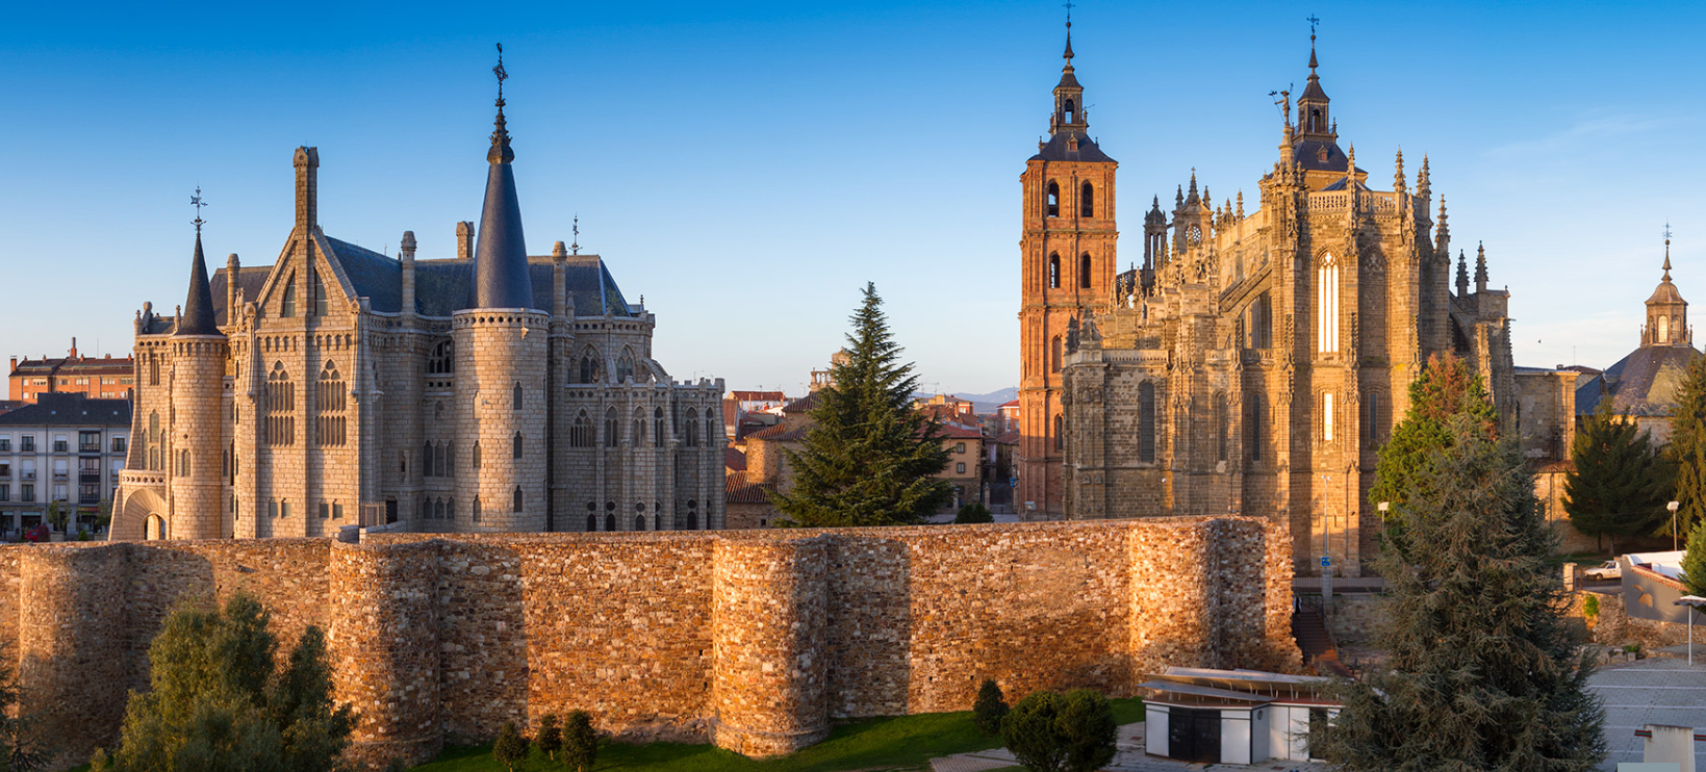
xmin=170 ymin=189 xmax=231 ymax=539
xmin=1644 ymin=226 xmax=1690 ymax=347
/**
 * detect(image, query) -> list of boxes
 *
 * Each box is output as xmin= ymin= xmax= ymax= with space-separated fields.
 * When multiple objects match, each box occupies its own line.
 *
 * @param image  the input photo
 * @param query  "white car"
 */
xmin=1583 ymin=560 xmax=1621 ymax=581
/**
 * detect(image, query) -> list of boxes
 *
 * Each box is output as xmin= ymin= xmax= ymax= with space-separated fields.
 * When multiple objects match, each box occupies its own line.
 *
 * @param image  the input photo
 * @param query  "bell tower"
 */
xmin=1017 ymin=17 xmax=1118 ymax=519
xmin=1644 ymin=228 xmax=1691 ymax=348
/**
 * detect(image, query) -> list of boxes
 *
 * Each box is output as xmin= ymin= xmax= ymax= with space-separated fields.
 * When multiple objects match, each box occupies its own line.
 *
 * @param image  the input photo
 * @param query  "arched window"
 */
xmin=435 ymin=441 xmax=448 ymax=477
xmin=513 ymin=487 xmax=523 ymax=513
xmin=605 ymin=513 xmax=616 ymax=532
xmin=473 ymin=497 xmax=482 ymax=523
xmin=633 ymin=409 xmax=646 ymax=446
xmin=422 ymin=442 xmax=434 ymax=477
xmin=586 ymin=514 xmax=597 ymax=531
xmin=1051 ymin=336 xmax=1062 ymax=373
xmin=605 ymin=408 xmax=620 ymax=448
xmin=1080 ymin=182 xmax=1094 ymax=218
xmin=178 ymin=450 xmax=190 ymax=478
xmin=1046 ymin=181 xmax=1060 ymax=217
xmin=266 ymin=363 xmax=294 ymax=446
xmin=1364 ymin=391 xmax=1381 ymax=446
xmin=684 ymin=408 xmax=699 ymax=447
xmin=1247 ymin=393 xmax=1264 ymax=462
xmin=635 ymin=515 xmax=646 ymax=531
xmin=1659 ymin=315 xmax=1671 ymax=344
xmin=1080 ymin=253 xmax=1093 ymax=289
xmin=428 ymin=340 xmax=455 ymax=375
xmin=1138 ymin=381 xmax=1156 ymax=463
xmin=434 ymin=498 xmax=445 ymax=520
xmin=149 ymin=353 xmax=160 ymax=385
xmin=512 ymin=431 xmax=524 ymax=459
xmin=149 ymin=411 xmax=159 ymax=443
xmin=315 ymin=361 xmax=346 ymax=447
xmin=654 ymin=407 xmax=666 ymax=447
xmin=312 ymin=270 xmax=328 ymax=316
xmin=578 ymin=348 xmax=601 ymax=383
xmin=512 ymin=382 xmax=523 ymax=410
xmin=616 ymin=349 xmax=635 ymax=383
xmin=686 ymin=512 xmax=698 ymax=530
xmin=473 ymin=441 xmax=482 ymax=468
xmin=1317 ymin=254 xmax=1340 ymax=354
xmin=1248 ymin=291 xmax=1273 ymax=349
xmin=1321 ymin=392 xmax=1335 ymax=442
xmin=1214 ymin=392 xmax=1228 ymax=463
xmin=1053 ymin=414 xmax=1063 ymax=450
xmin=571 ymin=410 xmax=593 ymax=448
xmin=281 ymin=273 xmax=296 ymax=318
xmin=1049 ymin=253 xmax=1061 ymax=289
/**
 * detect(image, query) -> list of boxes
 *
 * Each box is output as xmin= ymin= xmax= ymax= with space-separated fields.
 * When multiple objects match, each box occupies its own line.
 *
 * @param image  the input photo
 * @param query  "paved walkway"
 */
xmin=931 ymin=722 xmax=1331 ymax=772
xmin=1590 ymin=657 xmax=1706 ymax=771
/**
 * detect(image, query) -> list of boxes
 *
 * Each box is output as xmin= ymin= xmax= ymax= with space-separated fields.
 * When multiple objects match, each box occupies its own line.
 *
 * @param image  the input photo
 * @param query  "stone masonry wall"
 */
xmin=2 ymin=517 xmax=1295 ymax=769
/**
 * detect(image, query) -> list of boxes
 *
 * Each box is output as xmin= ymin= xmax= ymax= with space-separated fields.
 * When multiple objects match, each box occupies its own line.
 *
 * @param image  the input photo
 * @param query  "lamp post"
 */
xmin=1669 ymin=500 xmax=1681 ymax=552
xmin=1674 ymin=595 xmax=1706 ymax=666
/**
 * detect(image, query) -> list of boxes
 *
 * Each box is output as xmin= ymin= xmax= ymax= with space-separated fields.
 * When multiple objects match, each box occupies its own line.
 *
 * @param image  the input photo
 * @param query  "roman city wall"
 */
xmin=4 ymin=517 xmax=1298 ymax=768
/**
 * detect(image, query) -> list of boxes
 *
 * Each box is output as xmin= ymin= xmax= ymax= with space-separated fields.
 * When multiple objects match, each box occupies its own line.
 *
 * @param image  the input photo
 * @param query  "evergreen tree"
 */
xmin=999 ymin=689 xmax=1117 ymax=772
xmin=1565 ymin=397 xmax=1674 ymax=554
xmin=491 ymin=721 xmax=527 ymax=772
xmin=955 ymin=502 xmax=993 ymax=524
xmin=93 ymin=592 xmax=354 ymax=772
xmin=1370 ymin=353 xmax=1498 ymax=517
xmin=972 ymin=678 xmax=1007 ymax=734
xmin=534 ymin=713 xmax=561 ymax=761
xmin=771 ymin=283 xmax=952 ymax=526
xmin=562 ymin=711 xmax=598 ymax=772
xmin=1670 ymin=353 xmax=1706 ymax=542
xmin=1316 ymin=357 xmax=1606 ymax=771
xmin=1684 ymin=520 xmax=1706 ymax=598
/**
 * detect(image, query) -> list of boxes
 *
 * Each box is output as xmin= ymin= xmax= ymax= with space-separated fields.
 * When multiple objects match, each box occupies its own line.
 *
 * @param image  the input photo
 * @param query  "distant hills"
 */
xmin=914 ymin=387 xmax=1019 ymax=414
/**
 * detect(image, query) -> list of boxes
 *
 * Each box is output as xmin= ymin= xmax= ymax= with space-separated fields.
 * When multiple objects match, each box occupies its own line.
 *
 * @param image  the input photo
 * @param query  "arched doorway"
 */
xmin=144 ymin=514 xmax=168 ymax=540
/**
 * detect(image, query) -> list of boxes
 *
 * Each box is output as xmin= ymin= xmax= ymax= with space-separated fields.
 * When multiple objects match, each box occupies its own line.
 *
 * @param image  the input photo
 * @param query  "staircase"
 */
xmin=1292 ymin=600 xmax=1353 ymax=678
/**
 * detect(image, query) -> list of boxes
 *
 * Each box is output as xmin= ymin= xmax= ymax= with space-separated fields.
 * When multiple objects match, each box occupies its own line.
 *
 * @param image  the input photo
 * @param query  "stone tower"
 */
xmin=1016 ymin=22 xmax=1118 ymax=519
xmin=1643 ymin=236 xmax=1691 ymax=348
xmin=453 ymin=74 xmax=550 ymax=532
xmin=168 ymin=231 xmax=229 ymax=539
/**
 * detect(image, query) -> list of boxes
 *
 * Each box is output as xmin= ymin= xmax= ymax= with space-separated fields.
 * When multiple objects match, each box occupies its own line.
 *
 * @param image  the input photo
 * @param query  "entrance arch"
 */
xmin=144 ymin=515 xmax=168 ymax=540
xmin=112 ymin=486 xmax=168 ymax=541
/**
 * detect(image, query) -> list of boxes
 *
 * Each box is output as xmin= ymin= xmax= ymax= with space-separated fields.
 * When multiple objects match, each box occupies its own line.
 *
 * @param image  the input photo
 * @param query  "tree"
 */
xmin=92 ymin=592 xmax=354 ymax=772
xmin=1684 ymin=520 xmax=1706 ymax=599
xmin=1565 ymin=396 xmax=1674 ymax=554
xmin=999 ymin=689 xmax=1117 ymax=772
xmin=491 ymin=721 xmax=527 ymax=772
xmin=1315 ymin=357 xmax=1606 ymax=771
xmin=1369 ymin=353 xmax=1499 ymax=517
xmin=955 ymin=502 xmax=994 ymax=525
xmin=972 ymin=678 xmax=1008 ymax=734
xmin=534 ymin=713 xmax=561 ymax=761
xmin=1671 ymin=354 xmax=1706 ymax=542
xmin=771 ymin=283 xmax=953 ymax=526
xmin=562 ymin=711 xmax=598 ymax=772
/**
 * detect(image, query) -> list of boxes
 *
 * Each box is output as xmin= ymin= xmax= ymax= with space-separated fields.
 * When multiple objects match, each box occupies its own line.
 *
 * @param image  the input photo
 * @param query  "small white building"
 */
xmin=1140 ymin=667 xmax=1339 ymax=765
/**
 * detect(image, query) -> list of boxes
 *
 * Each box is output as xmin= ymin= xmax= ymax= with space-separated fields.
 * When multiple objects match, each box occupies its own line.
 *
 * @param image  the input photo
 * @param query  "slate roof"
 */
xmin=178 ymin=234 xmax=219 ymax=335
xmin=0 ymin=393 xmax=130 ymax=427
xmin=782 ymin=392 xmax=821 ymax=414
xmin=1576 ymin=344 xmax=1703 ymax=417
xmin=1293 ymin=138 xmax=1357 ymax=173
xmin=9 ymin=357 xmax=132 ymax=376
xmin=1320 ymin=176 xmax=1371 ymax=192
xmin=1031 ymin=131 xmax=1116 ymax=164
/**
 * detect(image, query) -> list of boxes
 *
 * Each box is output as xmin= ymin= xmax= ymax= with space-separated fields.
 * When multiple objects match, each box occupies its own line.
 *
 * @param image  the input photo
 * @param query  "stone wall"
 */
xmin=3 ymin=517 xmax=1296 ymax=769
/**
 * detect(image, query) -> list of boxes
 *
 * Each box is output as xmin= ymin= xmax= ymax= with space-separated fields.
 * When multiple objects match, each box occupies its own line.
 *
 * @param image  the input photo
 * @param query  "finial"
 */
xmin=1307 ymin=14 xmax=1320 ymax=72
xmin=488 ymin=43 xmax=514 ymax=164
xmin=1475 ymin=241 xmax=1489 ymax=290
xmin=1664 ymin=222 xmax=1674 ymax=281
xmin=190 ymin=186 xmax=207 ymax=235
xmin=1236 ymin=191 xmax=1244 ymax=219
xmin=1063 ymin=1 xmax=1075 ymax=62
xmin=571 ymin=215 xmax=581 ymax=256
xmin=1393 ymin=147 xmax=1405 ymax=192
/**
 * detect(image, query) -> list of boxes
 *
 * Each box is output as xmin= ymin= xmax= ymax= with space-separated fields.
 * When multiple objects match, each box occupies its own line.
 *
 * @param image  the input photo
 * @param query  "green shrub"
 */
xmin=973 ymin=679 xmax=1008 ymax=734
xmin=1583 ymin=593 xmax=1599 ymax=619
xmin=492 ymin=721 xmax=527 ymax=772
xmin=1000 ymin=689 xmax=1118 ymax=772
xmin=563 ymin=710 xmax=598 ymax=772
xmin=955 ymin=503 xmax=994 ymax=524
xmin=535 ymin=713 xmax=562 ymax=760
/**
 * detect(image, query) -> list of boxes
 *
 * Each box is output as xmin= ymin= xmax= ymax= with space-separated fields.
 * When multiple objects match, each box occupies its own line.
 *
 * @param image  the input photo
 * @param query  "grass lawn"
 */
xmin=410 ymin=698 xmax=1144 ymax=772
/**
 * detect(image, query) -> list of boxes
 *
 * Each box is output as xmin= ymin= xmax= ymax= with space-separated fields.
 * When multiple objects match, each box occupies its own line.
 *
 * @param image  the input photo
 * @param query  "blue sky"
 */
xmin=2 ymin=1 xmax=1703 ymax=398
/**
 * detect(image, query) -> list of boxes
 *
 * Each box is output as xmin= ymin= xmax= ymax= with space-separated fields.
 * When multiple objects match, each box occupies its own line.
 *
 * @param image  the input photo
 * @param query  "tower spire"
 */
xmin=178 ymin=189 xmax=219 ymax=336
xmin=472 ymin=42 xmax=534 ymax=309
xmin=1665 ymin=222 xmax=1674 ymax=281
xmin=489 ymin=42 xmax=513 ymax=164
xmin=1063 ymin=1 xmax=1075 ymax=62
xmin=1307 ymin=14 xmax=1320 ymax=73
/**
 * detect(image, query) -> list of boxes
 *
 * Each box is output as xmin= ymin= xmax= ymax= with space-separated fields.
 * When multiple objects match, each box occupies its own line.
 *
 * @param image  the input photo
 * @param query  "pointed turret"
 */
xmin=1456 ymin=250 xmax=1469 ymax=298
xmin=178 ymin=233 xmax=219 ymax=335
xmin=1296 ymin=30 xmax=1332 ymax=137
xmin=1474 ymin=242 xmax=1489 ymax=294
xmin=472 ymin=46 xmax=534 ymax=309
xmin=1393 ymin=148 xmax=1406 ymax=193
xmin=1416 ymin=155 xmax=1431 ymax=198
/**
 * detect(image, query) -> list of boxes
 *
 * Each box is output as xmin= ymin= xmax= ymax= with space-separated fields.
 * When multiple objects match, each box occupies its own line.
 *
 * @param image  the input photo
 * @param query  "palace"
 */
xmin=1017 ymin=28 xmax=1572 ymax=574
xmin=113 ymin=74 xmax=725 ymax=540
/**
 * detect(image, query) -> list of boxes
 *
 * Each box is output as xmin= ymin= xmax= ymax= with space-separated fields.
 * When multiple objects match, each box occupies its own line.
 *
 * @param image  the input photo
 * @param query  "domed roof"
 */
xmin=1647 ymin=279 xmax=1685 ymax=305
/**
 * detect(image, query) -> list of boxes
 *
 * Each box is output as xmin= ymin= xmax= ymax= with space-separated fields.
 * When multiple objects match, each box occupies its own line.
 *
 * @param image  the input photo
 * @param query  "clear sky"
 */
xmin=2 ymin=1 xmax=1703 ymax=399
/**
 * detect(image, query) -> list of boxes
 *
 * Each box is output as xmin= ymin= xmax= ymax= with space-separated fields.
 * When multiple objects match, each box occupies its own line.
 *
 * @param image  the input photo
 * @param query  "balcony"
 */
xmin=20 ymin=494 xmax=35 ymax=503
xmin=0 ymin=442 xmax=9 ymax=452
xmin=19 ymin=471 xmax=35 ymax=481
xmin=19 ymin=443 xmax=34 ymax=453
xmin=52 ymin=473 xmax=68 ymax=482
xmin=78 ymin=473 xmax=100 ymax=484
xmin=78 ymin=494 xmax=100 ymax=505
xmin=78 ymin=444 xmax=101 ymax=455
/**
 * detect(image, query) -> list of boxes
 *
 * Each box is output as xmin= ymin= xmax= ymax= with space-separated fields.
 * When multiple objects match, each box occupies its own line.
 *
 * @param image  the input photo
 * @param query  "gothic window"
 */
xmin=1321 ymin=392 xmax=1335 ymax=442
xmin=435 ymin=441 xmax=447 ymax=477
xmin=473 ymin=441 xmax=482 ymax=468
xmin=654 ymin=407 xmax=665 ymax=447
xmin=1062 ymin=99 xmax=1074 ymax=122
xmin=1046 ymin=181 xmax=1060 ymax=217
xmin=571 ymin=411 xmax=592 ymax=448
xmin=634 ymin=515 xmax=646 ymax=531
xmin=281 ymin=273 xmax=296 ymax=318
xmin=149 ymin=354 xmax=160 ymax=386
xmin=1138 ymin=382 xmax=1156 ymax=463
xmin=315 ymin=361 xmax=346 ymax=447
xmin=513 ymin=487 xmax=523 ymax=513
xmin=1249 ymin=292 xmax=1273 ymax=349
xmin=605 ymin=513 xmax=616 ymax=532
xmin=605 ymin=409 xmax=620 ymax=448
xmin=473 ymin=497 xmax=482 ymax=522
xmin=512 ymin=382 xmax=523 ymax=410
xmin=684 ymin=408 xmax=699 ymax=447
xmin=1080 ymin=253 xmax=1092 ymax=289
xmin=1214 ymin=393 xmax=1228 ymax=463
xmin=1364 ymin=391 xmax=1381 ymax=446
xmin=616 ymin=349 xmax=635 ymax=383
xmin=266 ymin=363 xmax=294 ymax=446
xmin=148 ymin=411 xmax=160 ymax=463
xmin=708 ymin=415 xmax=717 ymax=446
xmin=1051 ymin=336 xmax=1062 ymax=373
xmin=578 ymin=348 xmax=601 ymax=383
xmin=1049 ymin=253 xmax=1061 ymax=289
xmin=513 ymin=431 xmax=524 ymax=459
xmin=1053 ymin=413 xmax=1063 ymax=451
xmin=312 ymin=270 xmax=329 ymax=316
xmin=422 ymin=442 xmax=434 ymax=477
xmin=1247 ymin=394 xmax=1264 ymax=462
xmin=686 ymin=512 xmax=698 ymax=530
xmin=428 ymin=340 xmax=455 ymax=375
xmin=178 ymin=450 xmax=190 ymax=478
xmin=586 ymin=514 xmax=597 ymax=532
xmin=633 ymin=409 xmax=646 ymax=446
xmin=1080 ymin=182 xmax=1094 ymax=218
xmin=1317 ymin=254 xmax=1340 ymax=354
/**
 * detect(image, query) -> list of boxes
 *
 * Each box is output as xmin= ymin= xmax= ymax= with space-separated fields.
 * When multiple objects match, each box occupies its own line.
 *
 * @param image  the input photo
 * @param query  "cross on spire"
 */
xmin=190 ymin=186 xmax=206 ymax=235
xmin=494 ymin=42 xmax=508 ymax=103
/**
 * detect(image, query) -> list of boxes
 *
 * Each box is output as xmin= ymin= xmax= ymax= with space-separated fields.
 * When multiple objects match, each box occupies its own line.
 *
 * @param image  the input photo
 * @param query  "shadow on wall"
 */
xmin=827 ymin=536 xmax=911 ymax=717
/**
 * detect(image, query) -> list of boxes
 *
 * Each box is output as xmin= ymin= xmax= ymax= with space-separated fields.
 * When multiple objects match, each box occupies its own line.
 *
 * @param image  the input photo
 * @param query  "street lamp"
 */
xmin=1669 ymin=501 xmax=1682 ymax=552
xmin=1674 ymin=595 xmax=1706 ymax=666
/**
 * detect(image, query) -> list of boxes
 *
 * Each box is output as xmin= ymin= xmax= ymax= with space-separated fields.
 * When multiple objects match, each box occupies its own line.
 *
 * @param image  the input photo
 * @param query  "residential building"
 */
xmin=8 ymin=339 xmax=134 ymax=402
xmin=0 ymin=393 xmax=130 ymax=535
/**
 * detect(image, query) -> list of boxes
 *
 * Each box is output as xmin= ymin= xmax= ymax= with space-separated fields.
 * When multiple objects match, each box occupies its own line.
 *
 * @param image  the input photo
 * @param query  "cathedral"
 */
xmin=113 ymin=70 xmax=726 ymax=541
xmin=1017 ymin=29 xmax=1570 ymax=575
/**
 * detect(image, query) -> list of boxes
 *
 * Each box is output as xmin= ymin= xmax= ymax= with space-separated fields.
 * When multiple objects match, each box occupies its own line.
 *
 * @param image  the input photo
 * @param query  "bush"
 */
xmin=955 ymin=503 xmax=993 ymax=524
xmin=973 ymin=679 xmax=1008 ymax=734
xmin=1583 ymin=593 xmax=1599 ymax=619
xmin=492 ymin=721 xmax=527 ymax=772
xmin=535 ymin=713 xmax=562 ymax=760
xmin=563 ymin=710 xmax=598 ymax=772
xmin=1000 ymin=689 xmax=1118 ymax=772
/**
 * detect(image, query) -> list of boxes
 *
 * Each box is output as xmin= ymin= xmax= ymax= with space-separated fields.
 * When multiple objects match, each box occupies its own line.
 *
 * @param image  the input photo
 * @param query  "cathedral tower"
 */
xmin=1644 ymin=234 xmax=1691 ymax=348
xmin=168 ymin=228 xmax=229 ymax=539
xmin=1016 ymin=21 xmax=1118 ymax=519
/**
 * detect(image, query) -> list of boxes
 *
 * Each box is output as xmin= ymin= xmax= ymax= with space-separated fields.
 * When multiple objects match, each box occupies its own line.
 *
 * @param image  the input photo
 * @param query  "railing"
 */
xmin=79 ymin=444 xmax=101 ymax=454
xmin=19 ymin=471 xmax=35 ymax=481
xmin=52 ymin=473 xmax=68 ymax=482
xmin=52 ymin=442 xmax=68 ymax=453
xmin=20 ymin=443 xmax=34 ymax=453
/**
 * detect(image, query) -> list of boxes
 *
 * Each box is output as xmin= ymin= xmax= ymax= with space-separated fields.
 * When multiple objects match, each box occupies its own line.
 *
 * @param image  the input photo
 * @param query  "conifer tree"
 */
xmin=562 ymin=711 xmax=598 ymax=772
xmin=1566 ymin=397 xmax=1674 ymax=554
xmin=1670 ymin=354 xmax=1706 ymax=542
xmin=491 ymin=721 xmax=527 ymax=772
xmin=771 ymin=283 xmax=952 ymax=526
xmin=534 ymin=713 xmax=561 ymax=761
xmin=1317 ymin=356 xmax=1606 ymax=771
xmin=1369 ymin=353 xmax=1498 ymax=516
xmin=1684 ymin=520 xmax=1706 ymax=599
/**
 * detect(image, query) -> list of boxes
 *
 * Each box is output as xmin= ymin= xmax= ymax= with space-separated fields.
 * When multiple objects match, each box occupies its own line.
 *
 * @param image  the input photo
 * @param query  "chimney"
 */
xmin=68 ymin=338 xmax=77 ymax=360
xmin=456 ymin=221 xmax=474 ymax=261
xmin=400 ymin=231 xmax=418 ymax=317
xmin=294 ymin=147 xmax=320 ymax=233
xmin=226 ymin=253 xmax=242 ymax=320
xmin=8 ymin=357 xmax=15 ymax=374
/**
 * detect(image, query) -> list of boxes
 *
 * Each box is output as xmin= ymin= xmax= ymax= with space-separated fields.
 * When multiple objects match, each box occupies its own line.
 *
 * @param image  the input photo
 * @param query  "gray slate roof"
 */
xmin=1031 ymin=131 xmax=1116 ymax=164
xmin=0 ymin=393 xmax=130 ymax=427
xmin=1576 ymin=344 xmax=1703 ymax=417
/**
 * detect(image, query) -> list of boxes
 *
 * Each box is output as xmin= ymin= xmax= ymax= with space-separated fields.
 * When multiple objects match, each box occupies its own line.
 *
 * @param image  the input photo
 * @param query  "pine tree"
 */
xmin=771 ymin=283 xmax=952 ymax=526
xmin=1670 ymin=353 xmax=1706 ymax=542
xmin=534 ymin=713 xmax=561 ymax=761
xmin=1684 ymin=520 xmax=1706 ymax=598
xmin=1315 ymin=357 xmax=1606 ymax=771
xmin=972 ymin=678 xmax=1007 ymax=734
xmin=1565 ymin=396 xmax=1674 ymax=554
xmin=1369 ymin=353 xmax=1498 ymax=518
xmin=562 ymin=711 xmax=598 ymax=772
xmin=491 ymin=721 xmax=527 ymax=772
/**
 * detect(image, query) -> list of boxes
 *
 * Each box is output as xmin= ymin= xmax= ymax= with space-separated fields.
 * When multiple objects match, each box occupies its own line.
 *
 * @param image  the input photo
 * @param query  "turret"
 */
xmin=225 ymin=253 xmax=241 ymax=323
xmin=1644 ymin=232 xmax=1690 ymax=347
xmin=470 ymin=46 xmax=533 ymax=310
xmin=170 ymin=228 xmax=229 ymax=540
xmin=1474 ymin=242 xmax=1489 ymax=294
xmin=1456 ymin=250 xmax=1469 ymax=298
xmin=400 ymin=230 xmax=417 ymax=318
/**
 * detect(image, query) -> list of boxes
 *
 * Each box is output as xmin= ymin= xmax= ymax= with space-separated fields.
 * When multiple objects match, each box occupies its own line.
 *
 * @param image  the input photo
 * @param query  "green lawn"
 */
xmin=410 ymin=699 xmax=1143 ymax=772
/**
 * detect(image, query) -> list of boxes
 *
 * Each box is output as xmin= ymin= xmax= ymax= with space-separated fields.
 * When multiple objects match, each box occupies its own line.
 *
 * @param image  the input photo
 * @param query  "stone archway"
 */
xmin=112 ymin=486 xmax=167 ymax=541
xmin=144 ymin=515 xmax=168 ymax=540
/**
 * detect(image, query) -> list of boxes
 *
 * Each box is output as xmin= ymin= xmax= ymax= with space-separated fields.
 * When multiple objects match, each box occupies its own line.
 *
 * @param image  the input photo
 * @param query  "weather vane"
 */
xmin=191 ymin=186 xmax=206 ymax=235
xmin=494 ymin=42 xmax=507 ymax=102
xmin=571 ymin=215 xmax=580 ymax=256
xmin=1307 ymin=13 xmax=1320 ymax=36
xmin=1665 ymin=221 xmax=1673 ymax=243
xmin=1063 ymin=0 xmax=1073 ymax=27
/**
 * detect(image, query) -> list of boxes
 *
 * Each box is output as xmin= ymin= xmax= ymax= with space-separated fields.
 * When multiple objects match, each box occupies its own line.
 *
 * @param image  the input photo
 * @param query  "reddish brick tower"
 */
xmin=1016 ymin=24 xmax=1117 ymax=519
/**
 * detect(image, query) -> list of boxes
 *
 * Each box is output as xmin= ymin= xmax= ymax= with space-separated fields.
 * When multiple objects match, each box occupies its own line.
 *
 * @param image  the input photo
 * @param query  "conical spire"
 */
xmin=1393 ymin=147 xmax=1406 ymax=192
xmin=1187 ymin=171 xmax=1199 ymax=204
xmin=179 ymin=232 xmax=219 ymax=335
xmin=1456 ymin=250 xmax=1469 ymax=297
xmin=1475 ymin=241 xmax=1489 ymax=293
xmin=472 ymin=43 xmax=534 ymax=310
xmin=1664 ymin=225 xmax=1674 ymax=282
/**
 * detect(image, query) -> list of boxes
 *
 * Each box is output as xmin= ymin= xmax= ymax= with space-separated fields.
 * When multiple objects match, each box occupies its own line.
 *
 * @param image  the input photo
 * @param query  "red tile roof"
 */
xmin=999 ymin=399 xmax=1020 ymax=409
xmin=730 ymin=390 xmax=787 ymax=402
xmin=726 ymin=479 xmax=776 ymax=504
xmin=725 ymin=447 xmax=748 ymax=472
xmin=782 ymin=392 xmax=821 ymax=413
xmin=935 ymin=424 xmax=985 ymax=440
xmin=993 ymin=431 xmax=1021 ymax=445
xmin=748 ymin=424 xmax=808 ymax=442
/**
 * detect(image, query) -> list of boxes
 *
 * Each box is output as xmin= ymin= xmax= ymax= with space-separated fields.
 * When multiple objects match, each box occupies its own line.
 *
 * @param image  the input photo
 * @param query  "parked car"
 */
xmin=1584 ymin=560 xmax=1621 ymax=581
